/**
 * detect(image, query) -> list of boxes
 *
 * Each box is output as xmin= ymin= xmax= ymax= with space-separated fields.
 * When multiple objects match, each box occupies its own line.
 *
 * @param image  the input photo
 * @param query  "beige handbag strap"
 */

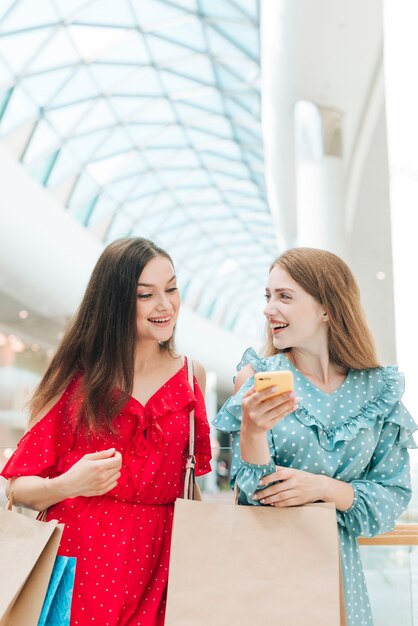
xmin=186 ymin=356 xmax=196 ymax=459
xmin=183 ymin=356 xmax=197 ymax=499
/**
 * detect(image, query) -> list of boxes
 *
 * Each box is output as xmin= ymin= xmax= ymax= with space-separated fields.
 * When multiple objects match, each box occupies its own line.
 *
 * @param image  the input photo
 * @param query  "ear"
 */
xmin=322 ymin=309 xmax=329 ymax=322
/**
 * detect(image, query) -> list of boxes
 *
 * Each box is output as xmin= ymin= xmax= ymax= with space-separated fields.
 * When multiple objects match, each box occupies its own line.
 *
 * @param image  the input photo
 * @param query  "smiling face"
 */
xmin=136 ymin=255 xmax=180 ymax=344
xmin=264 ymin=264 xmax=328 ymax=352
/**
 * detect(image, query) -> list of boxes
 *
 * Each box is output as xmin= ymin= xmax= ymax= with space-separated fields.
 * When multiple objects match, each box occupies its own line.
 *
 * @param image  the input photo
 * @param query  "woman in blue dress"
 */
xmin=214 ymin=247 xmax=416 ymax=626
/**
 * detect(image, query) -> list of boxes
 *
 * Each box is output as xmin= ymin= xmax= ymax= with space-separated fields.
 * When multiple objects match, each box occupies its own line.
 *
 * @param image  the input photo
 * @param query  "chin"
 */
xmin=158 ymin=330 xmax=175 ymax=342
xmin=272 ymin=337 xmax=289 ymax=351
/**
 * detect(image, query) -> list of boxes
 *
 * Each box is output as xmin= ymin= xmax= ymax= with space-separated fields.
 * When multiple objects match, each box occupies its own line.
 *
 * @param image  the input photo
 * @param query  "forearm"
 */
xmin=321 ymin=476 xmax=354 ymax=512
xmin=240 ymin=421 xmax=271 ymax=465
xmin=7 ymin=474 xmax=73 ymax=511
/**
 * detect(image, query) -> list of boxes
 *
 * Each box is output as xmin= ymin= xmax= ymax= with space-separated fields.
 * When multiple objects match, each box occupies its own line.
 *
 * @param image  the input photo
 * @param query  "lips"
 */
xmin=270 ymin=320 xmax=289 ymax=334
xmin=148 ymin=316 xmax=172 ymax=326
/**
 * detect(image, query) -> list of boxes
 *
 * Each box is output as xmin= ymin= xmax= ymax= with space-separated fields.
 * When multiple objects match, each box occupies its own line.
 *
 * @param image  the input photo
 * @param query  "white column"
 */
xmin=295 ymin=103 xmax=347 ymax=258
xmin=383 ymin=1 xmax=418 ymax=420
xmin=261 ymin=0 xmax=299 ymax=249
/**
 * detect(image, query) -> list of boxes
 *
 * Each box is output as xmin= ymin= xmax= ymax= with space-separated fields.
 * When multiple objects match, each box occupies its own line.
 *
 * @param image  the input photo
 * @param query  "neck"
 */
xmin=134 ymin=340 xmax=166 ymax=374
xmin=288 ymin=347 xmax=334 ymax=385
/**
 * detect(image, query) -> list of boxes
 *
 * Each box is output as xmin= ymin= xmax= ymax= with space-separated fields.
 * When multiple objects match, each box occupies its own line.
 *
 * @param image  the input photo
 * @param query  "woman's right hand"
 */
xmin=59 ymin=448 xmax=122 ymax=498
xmin=241 ymin=387 xmax=298 ymax=433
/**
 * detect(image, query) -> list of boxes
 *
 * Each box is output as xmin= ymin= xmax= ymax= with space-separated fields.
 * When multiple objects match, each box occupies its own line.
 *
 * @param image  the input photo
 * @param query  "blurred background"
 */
xmin=1 ymin=1 xmax=418 ymax=622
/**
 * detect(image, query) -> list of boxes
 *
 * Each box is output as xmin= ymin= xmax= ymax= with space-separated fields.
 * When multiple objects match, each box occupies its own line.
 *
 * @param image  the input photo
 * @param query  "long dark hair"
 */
xmin=30 ymin=238 xmax=175 ymax=431
xmin=264 ymin=247 xmax=380 ymax=370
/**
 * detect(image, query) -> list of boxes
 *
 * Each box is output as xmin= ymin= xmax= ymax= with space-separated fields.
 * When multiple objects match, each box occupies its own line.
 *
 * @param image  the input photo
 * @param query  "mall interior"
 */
xmin=1 ymin=0 xmax=418 ymax=624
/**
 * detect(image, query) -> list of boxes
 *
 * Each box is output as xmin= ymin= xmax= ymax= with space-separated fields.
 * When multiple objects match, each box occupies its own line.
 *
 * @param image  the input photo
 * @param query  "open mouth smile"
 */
xmin=148 ymin=316 xmax=172 ymax=327
xmin=270 ymin=321 xmax=289 ymax=334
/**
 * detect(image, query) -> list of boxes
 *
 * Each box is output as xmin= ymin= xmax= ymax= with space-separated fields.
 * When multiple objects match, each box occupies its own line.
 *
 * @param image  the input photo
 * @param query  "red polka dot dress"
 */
xmin=1 ymin=362 xmax=211 ymax=625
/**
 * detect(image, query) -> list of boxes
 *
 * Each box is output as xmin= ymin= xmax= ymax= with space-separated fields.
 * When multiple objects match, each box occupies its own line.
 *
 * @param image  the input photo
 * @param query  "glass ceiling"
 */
xmin=0 ymin=0 xmax=279 ymax=339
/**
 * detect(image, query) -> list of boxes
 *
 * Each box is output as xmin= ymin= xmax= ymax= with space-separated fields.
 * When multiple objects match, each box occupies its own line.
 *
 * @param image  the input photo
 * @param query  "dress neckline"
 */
xmin=128 ymin=359 xmax=187 ymax=409
xmin=281 ymin=354 xmax=351 ymax=398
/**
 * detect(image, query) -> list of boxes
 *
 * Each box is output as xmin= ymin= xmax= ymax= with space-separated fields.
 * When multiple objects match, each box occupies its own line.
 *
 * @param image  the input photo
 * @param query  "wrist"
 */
xmin=319 ymin=475 xmax=333 ymax=502
xmin=319 ymin=475 xmax=355 ymax=511
xmin=240 ymin=425 xmax=271 ymax=466
xmin=51 ymin=473 xmax=75 ymax=499
xmin=241 ymin=413 xmax=266 ymax=437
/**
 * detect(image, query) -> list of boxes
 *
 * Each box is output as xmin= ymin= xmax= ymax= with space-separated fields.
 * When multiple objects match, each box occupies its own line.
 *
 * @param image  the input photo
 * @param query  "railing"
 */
xmin=359 ymin=524 xmax=418 ymax=545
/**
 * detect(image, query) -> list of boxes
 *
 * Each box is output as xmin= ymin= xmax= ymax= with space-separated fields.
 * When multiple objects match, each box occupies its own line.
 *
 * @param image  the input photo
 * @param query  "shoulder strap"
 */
xmin=186 ymin=356 xmax=195 ymax=458
xmin=184 ymin=357 xmax=196 ymax=499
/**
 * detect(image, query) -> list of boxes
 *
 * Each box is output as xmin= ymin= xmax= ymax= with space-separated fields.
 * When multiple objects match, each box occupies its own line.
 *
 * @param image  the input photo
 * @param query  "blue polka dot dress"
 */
xmin=213 ymin=348 xmax=417 ymax=626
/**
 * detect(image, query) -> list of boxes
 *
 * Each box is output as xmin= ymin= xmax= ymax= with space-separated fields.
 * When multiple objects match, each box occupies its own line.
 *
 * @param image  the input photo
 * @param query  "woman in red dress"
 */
xmin=1 ymin=238 xmax=211 ymax=626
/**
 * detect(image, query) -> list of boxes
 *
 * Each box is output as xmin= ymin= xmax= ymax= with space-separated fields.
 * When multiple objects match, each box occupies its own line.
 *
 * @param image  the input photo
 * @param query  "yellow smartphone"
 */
xmin=254 ymin=370 xmax=294 ymax=399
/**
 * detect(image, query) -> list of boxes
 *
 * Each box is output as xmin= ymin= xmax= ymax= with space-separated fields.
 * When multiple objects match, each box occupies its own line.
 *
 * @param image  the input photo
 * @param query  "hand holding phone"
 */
xmin=254 ymin=370 xmax=294 ymax=400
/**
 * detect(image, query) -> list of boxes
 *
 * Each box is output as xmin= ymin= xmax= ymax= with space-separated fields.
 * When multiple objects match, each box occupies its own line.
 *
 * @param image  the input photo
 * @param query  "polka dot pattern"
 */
xmin=213 ymin=347 xmax=417 ymax=626
xmin=2 ymin=364 xmax=211 ymax=626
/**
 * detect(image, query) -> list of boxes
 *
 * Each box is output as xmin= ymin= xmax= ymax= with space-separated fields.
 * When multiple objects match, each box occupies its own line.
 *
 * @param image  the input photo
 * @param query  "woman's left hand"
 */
xmin=253 ymin=466 xmax=329 ymax=507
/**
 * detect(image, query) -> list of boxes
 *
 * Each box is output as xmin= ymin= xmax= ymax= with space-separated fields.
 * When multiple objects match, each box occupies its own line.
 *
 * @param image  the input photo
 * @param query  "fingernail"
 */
xmin=259 ymin=499 xmax=265 ymax=504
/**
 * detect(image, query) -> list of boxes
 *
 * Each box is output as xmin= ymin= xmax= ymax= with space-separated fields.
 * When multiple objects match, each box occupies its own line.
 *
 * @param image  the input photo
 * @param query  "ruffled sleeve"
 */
xmin=294 ymin=365 xmax=417 ymax=451
xmin=235 ymin=347 xmax=269 ymax=375
xmin=337 ymin=411 xmax=414 ymax=538
xmin=1 ymin=378 xmax=78 ymax=480
xmin=336 ymin=367 xmax=417 ymax=538
xmin=213 ymin=347 xmax=272 ymax=433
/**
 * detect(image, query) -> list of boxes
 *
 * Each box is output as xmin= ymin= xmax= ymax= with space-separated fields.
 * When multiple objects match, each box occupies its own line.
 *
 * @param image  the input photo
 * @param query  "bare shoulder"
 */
xmin=27 ymin=392 xmax=62 ymax=431
xmin=233 ymin=364 xmax=255 ymax=394
xmin=191 ymin=359 xmax=206 ymax=394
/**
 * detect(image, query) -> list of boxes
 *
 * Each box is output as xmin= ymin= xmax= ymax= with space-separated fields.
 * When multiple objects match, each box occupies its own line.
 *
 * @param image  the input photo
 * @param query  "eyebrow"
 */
xmin=265 ymin=287 xmax=296 ymax=293
xmin=137 ymin=275 xmax=177 ymax=287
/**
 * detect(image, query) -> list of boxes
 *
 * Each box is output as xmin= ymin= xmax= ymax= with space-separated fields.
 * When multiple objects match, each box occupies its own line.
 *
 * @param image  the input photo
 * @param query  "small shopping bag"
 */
xmin=38 ymin=555 xmax=76 ymax=626
xmin=165 ymin=499 xmax=345 ymax=626
xmin=0 ymin=506 xmax=63 ymax=626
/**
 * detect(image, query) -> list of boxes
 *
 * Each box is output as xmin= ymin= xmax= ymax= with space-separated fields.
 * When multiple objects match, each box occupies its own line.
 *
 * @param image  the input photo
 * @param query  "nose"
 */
xmin=155 ymin=291 xmax=171 ymax=310
xmin=263 ymin=299 xmax=278 ymax=318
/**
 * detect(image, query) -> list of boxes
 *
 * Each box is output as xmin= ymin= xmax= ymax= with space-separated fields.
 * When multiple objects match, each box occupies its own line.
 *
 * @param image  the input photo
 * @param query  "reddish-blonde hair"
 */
xmin=264 ymin=247 xmax=379 ymax=370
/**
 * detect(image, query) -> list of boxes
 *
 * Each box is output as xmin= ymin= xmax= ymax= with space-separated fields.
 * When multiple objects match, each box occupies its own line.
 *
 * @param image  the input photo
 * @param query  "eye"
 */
xmin=137 ymin=293 xmax=152 ymax=299
xmin=264 ymin=293 xmax=271 ymax=302
xmin=280 ymin=293 xmax=291 ymax=300
xmin=166 ymin=287 xmax=178 ymax=293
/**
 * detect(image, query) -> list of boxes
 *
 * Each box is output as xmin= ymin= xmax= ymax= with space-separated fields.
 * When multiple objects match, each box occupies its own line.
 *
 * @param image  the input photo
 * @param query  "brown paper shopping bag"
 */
xmin=0 ymin=507 xmax=63 ymax=626
xmin=165 ymin=499 xmax=345 ymax=626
